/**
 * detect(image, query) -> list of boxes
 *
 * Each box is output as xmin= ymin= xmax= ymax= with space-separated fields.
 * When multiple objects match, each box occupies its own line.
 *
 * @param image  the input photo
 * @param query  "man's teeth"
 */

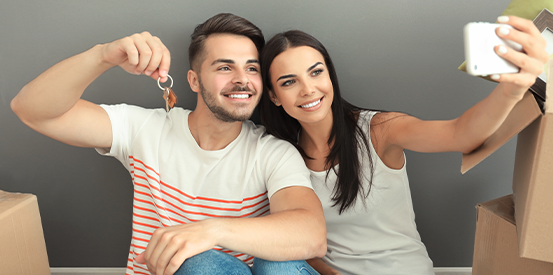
xmin=228 ymin=94 xmax=249 ymax=99
xmin=301 ymin=99 xmax=321 ymax=108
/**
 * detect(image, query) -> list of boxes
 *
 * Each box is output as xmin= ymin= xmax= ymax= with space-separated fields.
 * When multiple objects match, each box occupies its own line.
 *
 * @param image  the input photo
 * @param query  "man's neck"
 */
xmin=188 ymin=108 xmax=243 ymax=151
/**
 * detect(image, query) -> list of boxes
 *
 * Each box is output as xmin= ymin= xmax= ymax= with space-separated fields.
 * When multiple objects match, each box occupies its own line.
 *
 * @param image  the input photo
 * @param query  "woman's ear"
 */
xmin=270 ymin=92 xmax=281 ymax=106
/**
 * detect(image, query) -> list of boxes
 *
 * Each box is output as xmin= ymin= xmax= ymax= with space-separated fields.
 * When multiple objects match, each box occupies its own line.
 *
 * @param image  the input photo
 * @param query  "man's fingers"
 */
xmin=105 ymin=32 xmax=171 ymax=79
xmin=143 ymin=227 xmax=165 ymax=272
xmin=165 ymin=249 xmax=193 ymax=275
xmin=136 ymin=252 xmax=145 ymax=264
xmin=131 ymin=33 xmax=153 ymax=75
xmin=155 ymin=238 xmax=184 ymax=275
xmin=144 ymin=36 xmax=170 ymax=77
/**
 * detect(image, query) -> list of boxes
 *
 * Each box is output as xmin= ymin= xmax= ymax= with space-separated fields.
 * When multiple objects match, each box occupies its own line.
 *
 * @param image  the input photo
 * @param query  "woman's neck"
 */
xmin=298 ymin=111 xmax=334 ymax=171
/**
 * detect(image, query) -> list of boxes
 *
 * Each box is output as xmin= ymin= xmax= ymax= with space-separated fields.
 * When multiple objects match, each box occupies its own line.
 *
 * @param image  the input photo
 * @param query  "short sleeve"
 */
xmin=95 ymin=104 xmax=155 ymax=170
xmin=261 ymin=138 xmax=313 ymax=200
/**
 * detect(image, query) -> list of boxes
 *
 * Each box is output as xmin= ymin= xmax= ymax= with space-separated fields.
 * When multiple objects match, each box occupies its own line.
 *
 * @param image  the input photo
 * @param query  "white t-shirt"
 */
xmin=311 ymin=111 xmax=434 ymax=275
xmin=96 ymin=104 xmax=313 ymax=275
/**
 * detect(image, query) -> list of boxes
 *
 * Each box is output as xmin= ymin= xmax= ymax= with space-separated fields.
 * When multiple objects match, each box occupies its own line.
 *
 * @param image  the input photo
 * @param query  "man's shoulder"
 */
xmin=102 ymin=104 xmax=191 ymax=121
xmin=242 ymin=121 xmax=295 ymax=148
xmin=239 ymin=121 xmax=302 ymax=165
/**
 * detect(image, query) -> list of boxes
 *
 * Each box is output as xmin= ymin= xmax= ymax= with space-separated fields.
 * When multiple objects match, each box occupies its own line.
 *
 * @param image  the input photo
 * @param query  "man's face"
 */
xmin=194 ymin=33 xmax=262 ymax=122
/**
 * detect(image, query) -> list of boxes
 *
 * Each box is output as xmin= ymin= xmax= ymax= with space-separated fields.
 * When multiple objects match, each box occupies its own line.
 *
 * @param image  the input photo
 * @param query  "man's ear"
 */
xmin=269 ymin=90 xmax=281 ymax=106
xmin=187 ymin=70 xmax=200 ymax=93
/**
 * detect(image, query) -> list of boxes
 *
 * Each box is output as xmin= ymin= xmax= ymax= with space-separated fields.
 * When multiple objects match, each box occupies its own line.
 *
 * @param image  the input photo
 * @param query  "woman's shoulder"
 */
xmin=371 ymin=112 xmax=409 ymax=126
xmin=367 ymin=111 xmax=410 ymax=146
xmin=357 ymin=110 xmax=409 ymax=129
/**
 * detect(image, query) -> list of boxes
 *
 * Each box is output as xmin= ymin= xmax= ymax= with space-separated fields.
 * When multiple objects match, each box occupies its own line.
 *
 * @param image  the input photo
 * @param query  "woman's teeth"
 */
xmin=301 ymin=99 xmax=321 ymax=108
xmin=227 ymin=94 xmax=249 ymax=99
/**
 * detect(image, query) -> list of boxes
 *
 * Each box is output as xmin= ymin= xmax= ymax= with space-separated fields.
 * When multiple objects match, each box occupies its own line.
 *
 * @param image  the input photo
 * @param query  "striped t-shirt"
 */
xmin=96 ymin=104 xmax=312 ymax=275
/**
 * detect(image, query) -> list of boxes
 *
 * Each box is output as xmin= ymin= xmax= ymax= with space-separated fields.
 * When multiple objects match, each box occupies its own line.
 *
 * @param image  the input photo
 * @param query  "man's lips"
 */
xmin=224 ymin=93 xmax=252 ymax=99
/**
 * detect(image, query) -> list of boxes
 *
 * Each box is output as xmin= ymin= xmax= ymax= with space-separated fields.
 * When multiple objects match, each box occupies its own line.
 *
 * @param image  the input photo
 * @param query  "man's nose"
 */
xmin=232 ymin=70 xmax=249 ymax=87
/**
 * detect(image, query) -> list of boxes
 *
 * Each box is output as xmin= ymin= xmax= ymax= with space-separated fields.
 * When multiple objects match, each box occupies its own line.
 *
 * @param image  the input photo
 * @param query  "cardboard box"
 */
xmin=511 ymin=100 xmax=553 ymax=263
xmin=462 ymin=60 xmax=553 ymax=263
xmin=473 ymin=195 xmax=553 ymax=275
xmin=0 ymin=190 xmax=50 ymax=275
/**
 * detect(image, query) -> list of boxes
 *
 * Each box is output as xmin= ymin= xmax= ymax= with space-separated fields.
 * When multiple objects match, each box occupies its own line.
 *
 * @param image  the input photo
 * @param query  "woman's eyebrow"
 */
xmin=307 ymin=62 xmax=323 ymax=72
xmin=276 ymin=62 xmax=323 ymax=82
xmin=277 ymin=74 xmax=296 ymax=82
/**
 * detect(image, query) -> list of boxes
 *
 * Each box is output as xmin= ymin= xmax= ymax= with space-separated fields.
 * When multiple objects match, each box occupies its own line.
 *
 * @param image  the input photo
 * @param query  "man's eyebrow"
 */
xmin=210 ymin=59 xmax=259 ymax=66
xmin=211 ymin=59 xmax=235 ymax=65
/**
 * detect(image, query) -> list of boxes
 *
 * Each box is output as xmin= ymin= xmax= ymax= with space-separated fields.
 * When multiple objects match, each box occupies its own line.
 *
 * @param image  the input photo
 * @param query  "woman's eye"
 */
xmin=282 ymin=79 xmax=295 ymax=87
xmin=311 ymin=69 xmax=323 ymax=76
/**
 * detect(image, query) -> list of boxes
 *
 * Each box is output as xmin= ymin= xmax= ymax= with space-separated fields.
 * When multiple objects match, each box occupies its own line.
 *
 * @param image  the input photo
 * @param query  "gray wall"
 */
xmin=1 ymin=0 xmax=517 ymax=268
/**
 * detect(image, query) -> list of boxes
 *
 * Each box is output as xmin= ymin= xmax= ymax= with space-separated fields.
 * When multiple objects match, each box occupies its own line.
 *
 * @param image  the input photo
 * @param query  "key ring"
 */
xmin=157 ymin=74 xmax=173 ymax=90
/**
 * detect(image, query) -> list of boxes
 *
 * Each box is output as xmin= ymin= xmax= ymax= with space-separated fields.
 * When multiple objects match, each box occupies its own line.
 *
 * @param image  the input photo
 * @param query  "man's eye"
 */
xmin=219 ymin=67 xmax=230 ymax=71
xmin=247 ymin=67 xmax=258 ymax=72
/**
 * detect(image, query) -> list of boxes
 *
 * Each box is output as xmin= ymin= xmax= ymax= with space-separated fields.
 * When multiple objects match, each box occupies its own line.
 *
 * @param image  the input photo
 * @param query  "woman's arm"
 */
xmin=373 ymin=16 xmax=548 ymax=163
xmin=307 ymin=258 xmax=342 ymax=275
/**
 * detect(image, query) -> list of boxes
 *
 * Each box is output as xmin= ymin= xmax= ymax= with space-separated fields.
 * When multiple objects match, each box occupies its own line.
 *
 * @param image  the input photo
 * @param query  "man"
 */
xmin=11 ymin=13 xmax=326 ymax=275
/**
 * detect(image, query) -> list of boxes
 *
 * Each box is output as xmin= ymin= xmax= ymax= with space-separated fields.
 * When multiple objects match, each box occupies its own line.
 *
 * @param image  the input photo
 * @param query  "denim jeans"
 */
xmin=173 ymin=249 xmax=320 ymax=275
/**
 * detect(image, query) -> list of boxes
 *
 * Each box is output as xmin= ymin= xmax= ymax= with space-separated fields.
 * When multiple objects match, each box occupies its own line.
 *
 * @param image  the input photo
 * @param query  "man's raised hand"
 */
xmin=100 ymin=31 xmax=171 ymax=83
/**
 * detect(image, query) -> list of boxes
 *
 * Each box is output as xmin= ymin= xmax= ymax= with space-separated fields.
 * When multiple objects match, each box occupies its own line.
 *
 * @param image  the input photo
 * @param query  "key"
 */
xmin=163 ymin=87 xmax=178 ymax=112
xmin=157 ymin=75 xmax=177 ymax=112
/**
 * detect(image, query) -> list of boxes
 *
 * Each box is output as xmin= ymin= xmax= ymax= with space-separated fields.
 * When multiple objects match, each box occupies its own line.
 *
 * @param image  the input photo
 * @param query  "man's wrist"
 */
xmin=203 ymin=218 xmax=226 ymax=247
xmin=88 ymin=44 xmax=116 ymax=71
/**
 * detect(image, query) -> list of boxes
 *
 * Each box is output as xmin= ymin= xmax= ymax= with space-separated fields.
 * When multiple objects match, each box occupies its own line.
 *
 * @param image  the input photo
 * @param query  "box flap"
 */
xmin=0 ymin=190 xmax=50 ymax=275
xmin=473 ymin=193 xmax=553 ymax=275
xmin=477 ymin=194 xmax=515 ymax=224
xmin=546 ymin=60 xmax=553 ymax=114
xmin=511 ymin=72 xmax=553 ymax=262
xmin=0 ymin=190 xmax=36 ymax=220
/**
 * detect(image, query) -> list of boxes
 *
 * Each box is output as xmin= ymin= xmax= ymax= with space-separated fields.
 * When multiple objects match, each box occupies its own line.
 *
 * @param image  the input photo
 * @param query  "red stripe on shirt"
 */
xmin=130 ymin=156 xmax=268 ymax=204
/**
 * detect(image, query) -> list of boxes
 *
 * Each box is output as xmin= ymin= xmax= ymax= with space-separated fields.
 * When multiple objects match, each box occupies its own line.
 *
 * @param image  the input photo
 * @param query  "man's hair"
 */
xmin=189 ymin=13 xmax=264 ymax=72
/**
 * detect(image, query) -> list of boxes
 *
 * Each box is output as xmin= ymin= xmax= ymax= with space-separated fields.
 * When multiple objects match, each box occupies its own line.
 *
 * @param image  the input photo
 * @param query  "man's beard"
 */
xmin=199 ymin=79 xmax=257 ymax=123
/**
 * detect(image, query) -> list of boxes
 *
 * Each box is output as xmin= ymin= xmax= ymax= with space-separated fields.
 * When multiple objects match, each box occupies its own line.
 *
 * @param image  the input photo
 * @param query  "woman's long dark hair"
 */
xmin=259 ymin=30 xmax=375 ymax=214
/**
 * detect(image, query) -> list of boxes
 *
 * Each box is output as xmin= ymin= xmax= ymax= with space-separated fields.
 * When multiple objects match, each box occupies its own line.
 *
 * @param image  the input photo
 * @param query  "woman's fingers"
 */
xmin=491 ymin=16 xmax=548 ymax=90
xmin=494 ymin=45 xmax=544 ymax=76
xmin=496 ymin=16 xmax=548 ymax=65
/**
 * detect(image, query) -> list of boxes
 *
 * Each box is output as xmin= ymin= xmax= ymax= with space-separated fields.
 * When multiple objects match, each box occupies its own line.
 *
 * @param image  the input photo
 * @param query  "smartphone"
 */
xmin=464 ymin=22 xmax=523 ymax=76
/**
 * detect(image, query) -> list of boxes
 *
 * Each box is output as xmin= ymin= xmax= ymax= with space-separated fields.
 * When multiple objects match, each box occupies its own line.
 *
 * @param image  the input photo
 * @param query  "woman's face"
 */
xmin=269 ymin=46 xmax=334 ymax=126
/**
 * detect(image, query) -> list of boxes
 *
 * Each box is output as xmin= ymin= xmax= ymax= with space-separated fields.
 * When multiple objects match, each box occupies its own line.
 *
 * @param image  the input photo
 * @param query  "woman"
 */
xmin=259 ymin=16 xmax=547 ymax=275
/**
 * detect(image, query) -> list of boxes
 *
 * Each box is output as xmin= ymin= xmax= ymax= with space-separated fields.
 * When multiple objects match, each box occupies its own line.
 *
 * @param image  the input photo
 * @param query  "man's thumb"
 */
xmin=136 ymin=252 xmax=145 ymax=264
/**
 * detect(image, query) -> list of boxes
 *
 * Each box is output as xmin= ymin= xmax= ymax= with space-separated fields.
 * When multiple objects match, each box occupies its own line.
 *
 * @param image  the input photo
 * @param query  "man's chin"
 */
xmin=213 ymin=111 xmax=253 ymax=123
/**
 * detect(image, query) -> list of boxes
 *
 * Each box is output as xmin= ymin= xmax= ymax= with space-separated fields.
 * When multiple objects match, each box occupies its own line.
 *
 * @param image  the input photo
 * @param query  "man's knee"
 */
xmin=174 ymin=249 xmax=252 ymax=275
xmin=252 ymin=258 xmax=320 ymax=275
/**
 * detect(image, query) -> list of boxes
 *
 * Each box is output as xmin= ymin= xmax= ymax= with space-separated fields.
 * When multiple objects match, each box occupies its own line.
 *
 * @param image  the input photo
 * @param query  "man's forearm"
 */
xmin=212 ymin=208 xmax=327 ymax=261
